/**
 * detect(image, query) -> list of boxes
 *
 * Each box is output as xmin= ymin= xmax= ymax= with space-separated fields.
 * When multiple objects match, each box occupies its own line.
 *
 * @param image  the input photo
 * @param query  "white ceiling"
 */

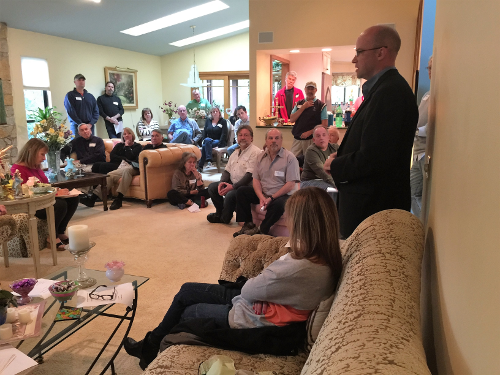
xmin=0 ymin=0 xmax=249 ymax=56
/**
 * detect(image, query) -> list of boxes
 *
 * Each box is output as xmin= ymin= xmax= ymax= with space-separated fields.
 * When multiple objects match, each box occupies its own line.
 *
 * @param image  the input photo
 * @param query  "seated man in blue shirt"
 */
xmin=167 ymin=105 xmax=202 ymax=145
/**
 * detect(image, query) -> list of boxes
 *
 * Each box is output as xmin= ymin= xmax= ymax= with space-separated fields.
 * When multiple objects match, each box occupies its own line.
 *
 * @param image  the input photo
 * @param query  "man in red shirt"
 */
xmin=273 ymin=71 xmax=304 ymax=123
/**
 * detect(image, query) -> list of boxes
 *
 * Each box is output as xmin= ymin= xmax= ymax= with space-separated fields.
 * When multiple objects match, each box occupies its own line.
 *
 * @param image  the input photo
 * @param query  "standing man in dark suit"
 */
xmin=324 ymin=25 xmax=418 ymax=238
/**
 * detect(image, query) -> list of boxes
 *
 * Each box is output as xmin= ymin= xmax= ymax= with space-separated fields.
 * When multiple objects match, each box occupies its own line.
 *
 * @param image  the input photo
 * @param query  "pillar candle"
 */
xmin=5 ymin=308 xmax=16 ymax=323
xmin=18 ymin=309 xmax=31 ymax=324
xmin=68 ymin=225 xmax=89 ymax=251
xmin=0 ymin=324 xmax=13 ymax=340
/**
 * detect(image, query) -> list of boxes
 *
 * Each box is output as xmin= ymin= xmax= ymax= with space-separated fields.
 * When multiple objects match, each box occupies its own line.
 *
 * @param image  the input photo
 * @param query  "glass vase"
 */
xmin=46 ymin=150 xmax=61 ymax=174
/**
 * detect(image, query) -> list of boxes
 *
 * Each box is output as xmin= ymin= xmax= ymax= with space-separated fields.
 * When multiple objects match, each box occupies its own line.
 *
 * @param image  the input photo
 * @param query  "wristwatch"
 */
xmin=270 ymin=196 xmax=275 ymax=201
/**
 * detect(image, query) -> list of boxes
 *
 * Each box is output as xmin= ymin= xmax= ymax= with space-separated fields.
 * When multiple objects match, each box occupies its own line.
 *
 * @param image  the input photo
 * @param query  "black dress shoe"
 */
xmin=110 ymin=198 xmax=122 ymax=210
xmin=123 ymin=337 xmax=143 ymax=359
xmin=79 ymin=196 xmax=95 ymax=207
xmin=207 ymin=213 xmax=222 ymax=223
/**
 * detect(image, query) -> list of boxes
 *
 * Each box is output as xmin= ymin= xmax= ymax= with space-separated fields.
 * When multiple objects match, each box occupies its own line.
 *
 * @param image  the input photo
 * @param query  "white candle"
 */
xmin=18 ymin=309 xmax=31 ymax=324
xmin=5 ymin=308 xmax=17 ymax=323
xmin=0 ymin=324 xmax=13 ymax=340
xmin=68 ymin=225 xmax=89 ymax=251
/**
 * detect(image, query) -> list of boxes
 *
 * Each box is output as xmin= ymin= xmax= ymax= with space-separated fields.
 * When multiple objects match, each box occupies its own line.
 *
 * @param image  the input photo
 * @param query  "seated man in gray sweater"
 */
xmin=300 ymin=126 xmax=338 ymax=200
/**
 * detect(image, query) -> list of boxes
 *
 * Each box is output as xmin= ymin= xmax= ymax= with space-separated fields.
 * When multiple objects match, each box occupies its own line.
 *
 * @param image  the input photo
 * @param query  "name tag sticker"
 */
xmin=275 ymin=171 xmax=285 ymax=177
xmin=189 ymin=179 xmax=196 ymax=184
xmin=113 ymin=102 xmax=118 ymax=105
xmin=295 ymin=93 xmax=299 ymax=98
xmin=201 ymin=103 xmax=205 ymax=107
xmin=217 ymin=124 xmax=223 ymax=128
xmin=89 ymin=143 xmax=96 ymax=147
xmin=75 ymin=97 xmax=82 ymax=101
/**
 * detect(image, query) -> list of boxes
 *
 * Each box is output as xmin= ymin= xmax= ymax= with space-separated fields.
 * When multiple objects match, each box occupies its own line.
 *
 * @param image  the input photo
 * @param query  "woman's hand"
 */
xmin=0 ymin=205 xmax=7 ymax=215
xmin=190 ymin=190 xmax=198 ymax=195
xmin=253 ymin=301 xmax=269 ymax=315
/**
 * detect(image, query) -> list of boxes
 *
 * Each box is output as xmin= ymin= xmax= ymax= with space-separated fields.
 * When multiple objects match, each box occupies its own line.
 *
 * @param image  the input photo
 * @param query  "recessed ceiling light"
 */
xmin=91 ymin=0 xmax=101 ymax=3
xmin=322 ymin=48 xmax=332 ymax=51
xmin=121 ymin=0 xmax=229 ymax=36
xmin=170 ymin=20 xmax=249 ymax=47
xmin=290 ymin=50 xmax=300 ymax=53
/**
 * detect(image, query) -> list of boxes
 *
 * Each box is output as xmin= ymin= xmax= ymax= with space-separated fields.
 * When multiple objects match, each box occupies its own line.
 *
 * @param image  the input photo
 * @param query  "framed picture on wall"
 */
xmin=104 ymin=67 xmax=138 ymax=109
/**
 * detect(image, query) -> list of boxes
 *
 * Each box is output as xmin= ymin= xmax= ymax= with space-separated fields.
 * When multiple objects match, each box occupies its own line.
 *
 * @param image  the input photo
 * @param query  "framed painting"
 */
xmin=104 ymin=67 xmax=138 ymax=109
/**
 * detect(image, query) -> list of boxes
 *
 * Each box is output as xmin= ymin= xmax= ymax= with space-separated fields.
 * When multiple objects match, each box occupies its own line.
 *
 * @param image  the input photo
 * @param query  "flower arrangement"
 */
xmin=159 ymin=101 xmax=179 ymax=119
xmin=50 ymin=280 xmax=78 ymax=293
xmin=30 ymin=107 xmax=73 ymax=151
xmin=188 ymin=108 xmax=207 ymax=121
xmin=105 ymin=260 xmax=125 ymax=270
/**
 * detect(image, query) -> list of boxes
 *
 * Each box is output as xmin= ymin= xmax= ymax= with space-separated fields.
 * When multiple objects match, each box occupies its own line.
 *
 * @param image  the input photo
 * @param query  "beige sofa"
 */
xmin=101 ymin=139 xmax=201 ymax=208
xmin=143 ymin=209 xmax=431 ymax=374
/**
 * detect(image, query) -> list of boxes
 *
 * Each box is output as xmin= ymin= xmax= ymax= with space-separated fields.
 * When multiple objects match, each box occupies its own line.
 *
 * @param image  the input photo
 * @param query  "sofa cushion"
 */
xmin=143 ymin=344 xmax=308 ymax=375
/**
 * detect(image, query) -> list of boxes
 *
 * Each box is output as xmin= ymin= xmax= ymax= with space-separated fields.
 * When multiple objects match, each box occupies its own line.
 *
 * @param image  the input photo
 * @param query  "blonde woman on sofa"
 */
xmin=167 ymin=151 xmax=209 ymax=209
xmin=124 ymin=187 xmax=343 ymax=370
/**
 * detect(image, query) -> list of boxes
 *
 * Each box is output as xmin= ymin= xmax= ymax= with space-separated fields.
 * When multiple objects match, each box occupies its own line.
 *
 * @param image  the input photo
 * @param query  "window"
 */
xmin=199 ymin=71 xmax=249 ymax=117
xmin=21 ymin=57 xmax=52 ymax=136
xmin=331 ymin=73 xmax=361 ymax=105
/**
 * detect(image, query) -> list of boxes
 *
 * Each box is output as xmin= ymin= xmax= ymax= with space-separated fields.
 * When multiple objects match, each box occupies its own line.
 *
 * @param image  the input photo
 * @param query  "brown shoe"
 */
xmin=233 ymin=222 xmax=256 ymax=238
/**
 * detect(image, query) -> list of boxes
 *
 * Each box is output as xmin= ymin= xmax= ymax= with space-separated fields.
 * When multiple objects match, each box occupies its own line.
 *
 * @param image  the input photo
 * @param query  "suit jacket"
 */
xmin=329 ymin=69 xmax=418 ymax=238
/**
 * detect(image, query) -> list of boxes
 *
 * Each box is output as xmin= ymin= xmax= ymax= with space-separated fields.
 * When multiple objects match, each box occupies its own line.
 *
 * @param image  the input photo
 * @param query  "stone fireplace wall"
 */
xmin=0 ymin=22 xmax=17 ymax=161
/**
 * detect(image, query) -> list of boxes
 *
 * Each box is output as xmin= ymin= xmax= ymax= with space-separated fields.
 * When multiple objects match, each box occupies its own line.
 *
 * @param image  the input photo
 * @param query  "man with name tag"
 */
xmin=289 ymin=81 xmax=328 ymax=157
xmin=60 ymin=124 xmax=105 ymax=172
xmin=64 ymin=74 xmax=99 ymax=137
xmin=97 ymin=81 xmax=125 ymax=139
xmin=233 ymin=129 xmax=300 ymax=237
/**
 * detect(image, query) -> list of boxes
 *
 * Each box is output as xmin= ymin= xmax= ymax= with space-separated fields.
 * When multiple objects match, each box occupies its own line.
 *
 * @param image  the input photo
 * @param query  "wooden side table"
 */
xmin=1 ymin=191 xmax=57 ymax=277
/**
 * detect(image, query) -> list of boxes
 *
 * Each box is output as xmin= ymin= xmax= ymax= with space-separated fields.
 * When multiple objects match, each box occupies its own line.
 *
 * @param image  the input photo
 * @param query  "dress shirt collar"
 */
xmin=362 ymin=67 xmax=396 ymax=97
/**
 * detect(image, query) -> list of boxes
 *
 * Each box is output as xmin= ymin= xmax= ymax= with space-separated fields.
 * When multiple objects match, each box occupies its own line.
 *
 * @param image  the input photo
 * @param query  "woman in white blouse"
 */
xmin=136 ymin=108 xmax=160 ymax=141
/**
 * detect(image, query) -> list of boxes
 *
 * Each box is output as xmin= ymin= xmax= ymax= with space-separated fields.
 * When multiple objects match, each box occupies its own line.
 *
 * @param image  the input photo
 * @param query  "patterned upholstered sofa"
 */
xmin=143 ymin=209 xmax=430 ymax=375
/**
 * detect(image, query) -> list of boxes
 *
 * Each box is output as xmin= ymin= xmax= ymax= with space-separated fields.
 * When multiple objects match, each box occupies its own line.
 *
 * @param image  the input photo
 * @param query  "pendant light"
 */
xmin=180 ymin=25 xmax=203 ymax=89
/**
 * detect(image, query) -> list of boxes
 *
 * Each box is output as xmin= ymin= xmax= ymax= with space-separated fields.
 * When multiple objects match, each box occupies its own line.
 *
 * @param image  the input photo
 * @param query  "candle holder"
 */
xmin=67 ymin=241 xmax=97 ymax=289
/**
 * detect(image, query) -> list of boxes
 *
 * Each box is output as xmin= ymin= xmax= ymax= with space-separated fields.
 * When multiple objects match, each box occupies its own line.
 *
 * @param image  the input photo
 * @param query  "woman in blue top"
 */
xmin=197 ymin=107 xmax=228 ymax=172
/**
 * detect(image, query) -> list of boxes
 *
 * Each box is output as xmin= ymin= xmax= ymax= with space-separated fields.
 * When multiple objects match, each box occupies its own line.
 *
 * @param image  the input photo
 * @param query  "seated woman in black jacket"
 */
xmin=197 ymin=107 xmax=227 ymax=172
xmin=81 ymin=127 xmax=142 ymax=207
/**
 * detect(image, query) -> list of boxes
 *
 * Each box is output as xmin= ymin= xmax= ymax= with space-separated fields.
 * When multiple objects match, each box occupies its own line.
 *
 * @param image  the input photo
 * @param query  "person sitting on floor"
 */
xmin=207 ymin=124 xmax=261 ymax=224
xmin=197 ymin=106 xmax=228 ymax=172
xmin=107 ymin=129 xmax=166 ymax=210
xmin=167 ymin=152 xmax=209 ymax=210
xmin=301 ymin=125 xmax=338 ymax=193
xmin=123 ymin=187 xmax=343 ymax=370
xmin=81 ymin=127 xmax=142 ymax=207
xmin=233 ymin=128 xmax=300 ymax=237
xmin=60 ymin=123 xmax=105 ymax=171
xmin=12 ymin=138 xmax=79 ymax=251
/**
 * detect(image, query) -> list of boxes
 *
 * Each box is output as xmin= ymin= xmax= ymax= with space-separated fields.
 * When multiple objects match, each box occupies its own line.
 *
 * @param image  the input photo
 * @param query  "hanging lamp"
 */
xmin=180 ymin=25 xmax=203 ymax=88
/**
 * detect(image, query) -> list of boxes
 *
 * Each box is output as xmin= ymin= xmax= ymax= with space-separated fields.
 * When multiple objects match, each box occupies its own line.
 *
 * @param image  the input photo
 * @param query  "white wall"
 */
xmin=8 ymin=27 xmax=163 ymax=148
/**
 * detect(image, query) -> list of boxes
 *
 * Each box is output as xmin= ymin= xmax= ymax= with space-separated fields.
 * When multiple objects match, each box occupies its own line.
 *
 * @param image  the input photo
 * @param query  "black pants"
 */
xmin=208 ymin=181 xmax=237 ymax=221
xmin=235 ymin=186 xmax=289 ymax=235
xmin=92 ymin=162 xmax=120 ymax=174
xmin=35 ymin=197 xmax=80 ymax=236
xmin=167 ymin=188 xmax=210 ymax=206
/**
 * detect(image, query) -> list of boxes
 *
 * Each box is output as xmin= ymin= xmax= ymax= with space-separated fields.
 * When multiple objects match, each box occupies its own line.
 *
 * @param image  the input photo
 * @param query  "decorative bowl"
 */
xmin=32 ymin=186 xmax=52 ymax=194
xmin=49 ymin=280 xmax=79 ymax=303
xmin=258 ymin=116 xmax=278 ymax=126
xmin=10 ymin=278 xmax=37 ymax=305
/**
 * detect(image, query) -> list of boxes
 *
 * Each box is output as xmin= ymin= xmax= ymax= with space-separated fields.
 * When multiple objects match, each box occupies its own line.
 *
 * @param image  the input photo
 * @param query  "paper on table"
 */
xmin=76 ymin=282 xmax=134 ymax=308
xmin=11 ymin=279 xmax=56 ymax=299
xmin=188 ymin=203 xmax=200 ymax=213
xmin=0 ymin=344 xmax=38 ymax=375
xmin=56 ymin=188 xmax=82 ymax=198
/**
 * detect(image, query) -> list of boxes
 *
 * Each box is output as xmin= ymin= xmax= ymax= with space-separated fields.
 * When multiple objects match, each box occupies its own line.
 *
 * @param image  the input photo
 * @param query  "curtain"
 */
xmin=332 ymin=73 xmax=360 ymax=87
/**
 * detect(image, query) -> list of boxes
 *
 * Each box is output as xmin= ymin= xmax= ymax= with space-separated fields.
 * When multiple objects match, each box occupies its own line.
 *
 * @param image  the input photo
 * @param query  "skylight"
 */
xmin=170 ymin=20 xmax=249 ymax=47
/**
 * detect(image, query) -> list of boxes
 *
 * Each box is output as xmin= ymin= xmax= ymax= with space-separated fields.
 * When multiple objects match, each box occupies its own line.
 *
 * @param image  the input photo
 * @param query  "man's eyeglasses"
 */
xmin=89 ymin=285 xmax=116 ymax=301
xmin=425 ymin=66 xmax=432 ymax=71
xmin=354 ymin=46 xmax=387 ymax=56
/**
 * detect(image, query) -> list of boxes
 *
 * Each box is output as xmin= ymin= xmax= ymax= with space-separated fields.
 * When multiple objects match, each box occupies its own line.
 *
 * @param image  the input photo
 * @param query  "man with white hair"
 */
xmin=325 ymin=25 xmax=418 ymax=238
xmin=186 ymin=89 xmax=212 ymax=113
xmin=273 ymin=71 xmax=304 ymax=123
xmin=167 ymin=105 xmax=202 ymax=145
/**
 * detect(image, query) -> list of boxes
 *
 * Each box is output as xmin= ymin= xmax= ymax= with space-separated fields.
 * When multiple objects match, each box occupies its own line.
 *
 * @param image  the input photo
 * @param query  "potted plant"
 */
xmin=0 ymin=288 xmax=17 ymax=325
xmin=29 ymin=107 xmax=73 ymax=173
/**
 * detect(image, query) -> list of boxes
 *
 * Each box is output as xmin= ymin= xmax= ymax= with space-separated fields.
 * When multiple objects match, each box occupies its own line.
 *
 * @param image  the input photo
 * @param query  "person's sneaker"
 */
xmin=207 ymin=213 xmax=222 ymax=223
xmin=178 ymin=203 xmax=186 ymax=210
xmin=244 ymin=226 xmax=261 ymax=236
xmin=206 ymin=161 xmax=212 ymax=168
xmin=197 ymin=166 xmax=203 ymax=173
xmin=110 ymin=198 xmax=122 ymax=210
xmin=79 ymin=194 xmax=97 ymax=207
xmin=233 ymin=222 xmax=256 ymax=237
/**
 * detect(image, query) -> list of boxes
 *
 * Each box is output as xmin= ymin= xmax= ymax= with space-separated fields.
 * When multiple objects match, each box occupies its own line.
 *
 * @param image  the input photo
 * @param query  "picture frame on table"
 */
xmin=104 ymin=67 xmax=138 ymax=109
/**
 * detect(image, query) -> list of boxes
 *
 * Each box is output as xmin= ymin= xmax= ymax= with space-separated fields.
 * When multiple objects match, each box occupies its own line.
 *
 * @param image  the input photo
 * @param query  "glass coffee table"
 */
xmin=15 ymin=267 xmax=149 ymax=375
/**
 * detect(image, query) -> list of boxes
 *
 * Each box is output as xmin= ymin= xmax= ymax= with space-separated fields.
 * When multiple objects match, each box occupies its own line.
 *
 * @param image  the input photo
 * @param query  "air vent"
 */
xmin=259 ymin=32 xmax=273 ymax=44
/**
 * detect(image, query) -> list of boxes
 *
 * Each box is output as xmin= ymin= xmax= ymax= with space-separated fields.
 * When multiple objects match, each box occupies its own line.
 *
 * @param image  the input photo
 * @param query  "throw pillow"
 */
xmin=305 ymin=293 xmax=335 ymax=351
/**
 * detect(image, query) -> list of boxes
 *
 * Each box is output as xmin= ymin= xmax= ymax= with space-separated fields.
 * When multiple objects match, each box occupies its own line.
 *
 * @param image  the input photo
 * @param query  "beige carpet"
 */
xmin=1 ymin=167 xmax=242 ymax=374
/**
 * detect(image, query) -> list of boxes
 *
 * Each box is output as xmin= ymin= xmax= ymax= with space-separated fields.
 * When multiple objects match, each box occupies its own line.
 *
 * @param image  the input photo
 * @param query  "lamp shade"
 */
xmin=180 ymin=64 xmax=202 ymax=89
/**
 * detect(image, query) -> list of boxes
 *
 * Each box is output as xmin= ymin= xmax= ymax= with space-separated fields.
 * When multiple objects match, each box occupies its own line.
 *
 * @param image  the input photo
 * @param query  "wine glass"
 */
xmin=74 ymin=162 xmax=86 ymax=177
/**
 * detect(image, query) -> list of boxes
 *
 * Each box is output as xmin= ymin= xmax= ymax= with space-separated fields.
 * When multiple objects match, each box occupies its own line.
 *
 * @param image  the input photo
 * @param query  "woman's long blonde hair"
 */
xmin=285 ymin=187 xmax=343 ymax=287
xmin=16 ymin=138 xmax=48 ymax=169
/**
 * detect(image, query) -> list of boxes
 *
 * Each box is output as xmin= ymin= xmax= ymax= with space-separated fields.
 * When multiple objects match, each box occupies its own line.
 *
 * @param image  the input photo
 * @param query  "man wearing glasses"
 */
xmin=324 ymin=25 xmax=418 ymax=239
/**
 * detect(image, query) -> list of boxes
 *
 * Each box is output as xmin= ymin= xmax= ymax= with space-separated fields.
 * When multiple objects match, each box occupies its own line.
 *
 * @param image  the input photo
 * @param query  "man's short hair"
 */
xmin=77 ymin=123 xmax=89 ymax=131
xmin=192 ymin=89 xmax=200 ymax=94
xmin=236 ymin=105 xmax=247 ymax=113
xmin=372 ymin=25 xmax=401 ymax=54
xmin=313 ymin=125 xmax=327 ymax=135
xmin=151 ymin=129 xmax=163 ymax=137
xmin=285 ymin=71 xmax=297 ymax=79
xmin=265 ymin=128 xmax=282 ymax=139
xmin=74 ymin=73 xmax=85 ymax=80
xmin=105 ymin=81 xmax=115 ymax=88
xmin=237 ymin=124 xmax=253 ymax=138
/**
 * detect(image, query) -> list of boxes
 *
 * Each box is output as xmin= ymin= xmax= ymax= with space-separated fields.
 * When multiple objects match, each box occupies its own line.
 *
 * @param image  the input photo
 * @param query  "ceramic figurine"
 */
xmin=64 ymin=157 xmax=75 ymax=174
xmin=12 ymin=170 xmax=23 ymax=198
